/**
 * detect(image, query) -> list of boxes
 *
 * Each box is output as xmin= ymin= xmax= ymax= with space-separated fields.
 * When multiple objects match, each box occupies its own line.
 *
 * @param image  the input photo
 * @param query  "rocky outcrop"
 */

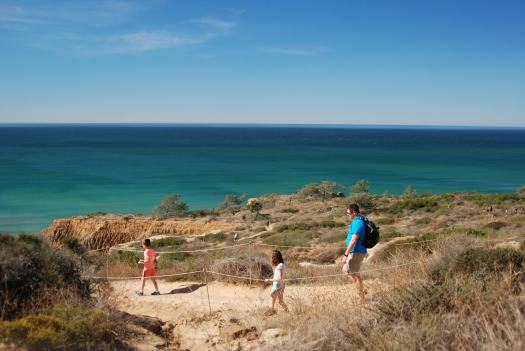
xmin=40 ymin=214 xmax=235 ymax=250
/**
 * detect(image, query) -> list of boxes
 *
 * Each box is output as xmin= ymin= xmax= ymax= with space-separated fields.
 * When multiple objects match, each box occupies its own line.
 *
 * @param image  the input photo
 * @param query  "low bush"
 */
xmin=386 ymin=197 xmax=439 ymax=214
xmin=430 ymin=247 xmax=525 ymax=290
xmin=484 ymin=221 xmax=508 ymax=230
xmin=210 ymin=254 xmax=273 ymax=285
xmin=0 ymin=304 xmax=120 ymax=351
xmin=0 ymin=234 xmax=89 ymax=320
xmin=263 ymin=230 xmax=316 ymax=247
xmin=199 ymin=232 xmax=227 ymax=242
xmin=280 ymin=208 xmax=299 ymax=214
xmin=152 ymin=236 xmax=185 ymax=248
xmin=414 ymin=216 xmax=431 ymax=225
xmin=276 ymin=222 xmax=312 ymax=232
xmin=375 ymin=217 xmax=395 ymax=225
xmin=319 ymin=219 xmax=345 ymax=228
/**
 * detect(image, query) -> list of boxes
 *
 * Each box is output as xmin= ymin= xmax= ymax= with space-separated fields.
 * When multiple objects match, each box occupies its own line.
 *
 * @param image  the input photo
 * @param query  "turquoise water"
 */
xmin=1 ymin=125 xmax=524 ymax=233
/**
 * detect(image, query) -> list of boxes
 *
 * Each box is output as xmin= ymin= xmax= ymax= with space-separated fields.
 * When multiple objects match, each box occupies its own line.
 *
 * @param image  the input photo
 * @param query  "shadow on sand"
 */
xmin=166 ymin=283 xmax=205 ymax=295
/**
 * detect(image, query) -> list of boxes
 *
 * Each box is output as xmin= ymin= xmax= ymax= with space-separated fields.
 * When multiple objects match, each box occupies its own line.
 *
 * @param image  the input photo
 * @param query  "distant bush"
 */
xmin=263 ymin=230 xmax=316 ymax=247
xmin=152 ymin=194 xmax=189 ymax=218
xmin=348 ymin=179 xmax=375 ymax=210
xmin=462 ymin=192 xmax=520 ymax=205
xmin=376 ymin=217 xmax=395 ymax=225
xmin=414 ymin=217 xmax=431 ymax=225
xmin=276 ymin=222 xmax=312 ymax=232
xmin=297 ymin=181 xmax=343 ymax=200
xmin=0 ymin=234 xmax=89 ymax=320
xmin=484 ymin=221 xmax=508 ymax=230
xmin=463 ymin=228 xmax=486 ymax=237
xmin=319 ymin=219 xmax=345 ymax=228
xmin=386 ymin=197 xmax=438 ymax=214
xmin=280 ymin=208 xmax=299 ymax=214
xmin=403 ymin=185 xmax=417 ymax=198
xmin=350 ymin=179 xmax=369 ymax=194
xmin=152 ymin=236 xmax=185 ymax=248
xmin=199 ymin=232 xmax=227 ymax=242
xmin=190 ymin=209 xmax=220 ymax=218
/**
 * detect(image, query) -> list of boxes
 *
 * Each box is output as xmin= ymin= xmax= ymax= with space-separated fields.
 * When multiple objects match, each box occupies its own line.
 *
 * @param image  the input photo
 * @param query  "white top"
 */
xmin=273 ymin=263 xmax=285 ymax=284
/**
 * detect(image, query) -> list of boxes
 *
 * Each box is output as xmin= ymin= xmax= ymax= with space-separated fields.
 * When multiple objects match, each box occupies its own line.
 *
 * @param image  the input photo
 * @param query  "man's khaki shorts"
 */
xmin=343 ymin=253 xmax=365 ymax=276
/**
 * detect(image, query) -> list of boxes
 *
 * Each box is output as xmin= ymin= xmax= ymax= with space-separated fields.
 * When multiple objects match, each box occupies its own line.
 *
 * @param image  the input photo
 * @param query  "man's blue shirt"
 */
xmin=346 ymin=216 xmax=367 ymax=254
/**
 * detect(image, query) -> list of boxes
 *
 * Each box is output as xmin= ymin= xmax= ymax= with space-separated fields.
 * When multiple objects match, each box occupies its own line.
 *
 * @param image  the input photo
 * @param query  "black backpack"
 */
xmin=360 ymin=216 xmax=380 ymax=249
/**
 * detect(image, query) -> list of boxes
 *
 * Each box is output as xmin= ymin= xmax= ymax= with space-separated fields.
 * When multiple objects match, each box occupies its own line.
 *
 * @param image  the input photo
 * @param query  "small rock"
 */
xmin=261 ymin=328 xmax=282 ymax=340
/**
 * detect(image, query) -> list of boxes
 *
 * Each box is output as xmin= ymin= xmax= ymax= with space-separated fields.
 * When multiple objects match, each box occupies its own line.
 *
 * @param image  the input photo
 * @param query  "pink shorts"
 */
xmin=143 ymin=268 xmax=157 ymax=278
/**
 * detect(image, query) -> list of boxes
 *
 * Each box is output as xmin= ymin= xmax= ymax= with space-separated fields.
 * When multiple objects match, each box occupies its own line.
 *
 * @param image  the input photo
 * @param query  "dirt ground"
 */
xmin=111 ymin=278 xmax=386 ymax=350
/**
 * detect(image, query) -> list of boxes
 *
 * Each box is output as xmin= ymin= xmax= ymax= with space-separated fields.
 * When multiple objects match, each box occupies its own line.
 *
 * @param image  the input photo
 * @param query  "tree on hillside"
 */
xmin=351 ymin=179 xmax=369 ymax=194
xmin=218 ymin=193 xmax=246 ymax=214
xmin=348 ymin=179 xmax=375 ymax=210
xmin=297 ymin=181 xmax=343 ymax=201
xmin=153 ymin=194 xmax=189 ymax=218
xmin=403 ymin=185 xmax=417 ymax=198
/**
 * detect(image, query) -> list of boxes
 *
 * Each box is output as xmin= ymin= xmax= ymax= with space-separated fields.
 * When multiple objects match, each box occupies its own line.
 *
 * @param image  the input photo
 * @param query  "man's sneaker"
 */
xmin=151 ymin=291 xmax=160 ymax=296
xmin=135 ymin=291 xmax=144 ymax=296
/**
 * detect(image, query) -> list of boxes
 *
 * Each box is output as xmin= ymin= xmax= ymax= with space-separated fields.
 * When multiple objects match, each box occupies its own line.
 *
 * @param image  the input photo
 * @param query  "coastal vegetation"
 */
xmin=4 ymin=180 xmax=525 ymax=349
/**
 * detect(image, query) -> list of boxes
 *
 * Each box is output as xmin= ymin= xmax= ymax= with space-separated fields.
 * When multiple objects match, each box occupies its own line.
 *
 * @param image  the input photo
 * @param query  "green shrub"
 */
xmin=347 ymin=192 xmax=376 ymax=210
xmin=152 ymin=193 xmax=189 ymax=218
xmin=190 ymin=209 xmax=220 ymax=217
xmin=414 ymin=217 xmax=431 ymax=225
xmin=297 ymin=181 xmax=342 ymax=200
xmin=376 ymin=217 xmax=395 ymax=225
xmin=0 ymin=305 xmax=117 ymax=351
xmin=430 ymin=247 xmax=525 ymax=291
xmin=263 ymin=230 xmax=316 ymax=247
xmin=280 ymin=208 xmax=299 ymax=214
xmin=319 ymin=230 xmax=345 ymax=244
xmin=319 ymin=219 xmax=345 ymax=228
xmin=386 ymin=197 xmax=438 ymax=214
xmin=0 ymin=315 xmax=66 ymax=350
xmin=109 ymin=251 xmax=141 ymax=266
xmin=463 ymin=228 xmax=486 ymax=237
xmin=61 ymin=237 xmax=87 ymax=255
xmin=462 ymin=192 xmax=520 ymax=205
xmin=276 ymin=222 xmax=312 ymax=232
xmin=199 ymin=232 xmax=227 ymax=242
xmin=152 ymin=236 xmax=185 ymax=248
xmin=484 ymin=221 xmax=508 ymax=230
xmin=0 ymin=234 xmax=89 ymax=320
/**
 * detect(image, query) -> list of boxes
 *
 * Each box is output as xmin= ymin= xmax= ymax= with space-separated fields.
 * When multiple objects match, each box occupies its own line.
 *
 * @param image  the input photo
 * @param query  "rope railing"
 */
xmin=88 ymin=235 xmax=523 ymax=255
xmin=84 ymin=260 xmax=422 ymax=282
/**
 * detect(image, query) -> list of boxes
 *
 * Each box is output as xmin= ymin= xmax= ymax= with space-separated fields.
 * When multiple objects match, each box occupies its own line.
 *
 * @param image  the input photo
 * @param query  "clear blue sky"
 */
xmin=0 ymin=0 xmax=524 ymax=126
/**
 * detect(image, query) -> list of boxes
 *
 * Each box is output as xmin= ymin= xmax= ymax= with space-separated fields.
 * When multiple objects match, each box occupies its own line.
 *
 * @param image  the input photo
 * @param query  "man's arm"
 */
xmin=342 ymin=234 xmax=359 ymax=263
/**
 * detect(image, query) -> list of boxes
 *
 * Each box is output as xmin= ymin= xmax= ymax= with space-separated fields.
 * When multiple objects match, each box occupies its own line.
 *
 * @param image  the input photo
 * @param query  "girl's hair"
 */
xmin=142 ymin=238 xmax=151 ymax=247
xmin=271 ymin=250 xmax=284 ymax=267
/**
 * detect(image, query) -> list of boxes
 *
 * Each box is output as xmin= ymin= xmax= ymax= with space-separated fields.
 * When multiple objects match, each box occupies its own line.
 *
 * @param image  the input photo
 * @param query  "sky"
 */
xmin=0 ymin=0 xmax=524 ymax=126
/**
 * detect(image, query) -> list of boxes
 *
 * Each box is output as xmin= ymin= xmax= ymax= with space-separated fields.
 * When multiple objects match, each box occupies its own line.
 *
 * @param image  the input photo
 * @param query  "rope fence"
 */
xmin=89 ymin=235 xmax=523 ymax=255
xmin=85 ymin=260 xmax=423 ymax=282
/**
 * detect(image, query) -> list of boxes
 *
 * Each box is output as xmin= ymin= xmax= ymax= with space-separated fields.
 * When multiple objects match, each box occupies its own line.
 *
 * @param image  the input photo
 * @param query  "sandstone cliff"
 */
xmin=40 ymin=214 xmax=236 ymax=250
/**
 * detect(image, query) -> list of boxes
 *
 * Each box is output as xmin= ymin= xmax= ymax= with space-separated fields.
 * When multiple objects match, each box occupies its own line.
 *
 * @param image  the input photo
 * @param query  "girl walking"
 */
xmin=265 ymin=250 xmax=289 ymax=314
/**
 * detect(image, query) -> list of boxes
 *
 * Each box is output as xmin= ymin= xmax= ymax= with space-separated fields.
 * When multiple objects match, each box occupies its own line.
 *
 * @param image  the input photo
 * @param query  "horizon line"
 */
xmin=1 ymin=122 xmax=525 ymax=129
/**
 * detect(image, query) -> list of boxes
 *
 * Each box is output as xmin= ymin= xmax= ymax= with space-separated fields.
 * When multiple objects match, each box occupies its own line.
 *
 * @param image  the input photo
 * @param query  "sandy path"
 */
xmin=111 ymin=278 xmax=386 ymax=350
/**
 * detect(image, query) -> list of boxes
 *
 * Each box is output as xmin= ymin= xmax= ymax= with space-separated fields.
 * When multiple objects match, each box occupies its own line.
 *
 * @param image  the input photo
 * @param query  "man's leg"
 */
xmin=352 ymin=275 xmax=365 ymax=304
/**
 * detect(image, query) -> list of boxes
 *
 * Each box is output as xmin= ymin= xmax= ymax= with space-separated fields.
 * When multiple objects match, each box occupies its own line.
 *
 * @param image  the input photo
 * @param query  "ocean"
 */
xmin=1 ymin=124 xmax=524 ymax=233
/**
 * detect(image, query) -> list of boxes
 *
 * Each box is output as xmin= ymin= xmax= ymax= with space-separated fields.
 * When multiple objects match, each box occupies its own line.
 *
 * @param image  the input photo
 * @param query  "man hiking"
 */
xmin=342 ymin=203 xmax=366 ymax=303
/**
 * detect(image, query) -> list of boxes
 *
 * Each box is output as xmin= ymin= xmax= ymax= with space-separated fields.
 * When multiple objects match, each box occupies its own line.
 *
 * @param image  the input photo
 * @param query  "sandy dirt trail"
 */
xmin=111 ymin=278 xmax=386 ymax=350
